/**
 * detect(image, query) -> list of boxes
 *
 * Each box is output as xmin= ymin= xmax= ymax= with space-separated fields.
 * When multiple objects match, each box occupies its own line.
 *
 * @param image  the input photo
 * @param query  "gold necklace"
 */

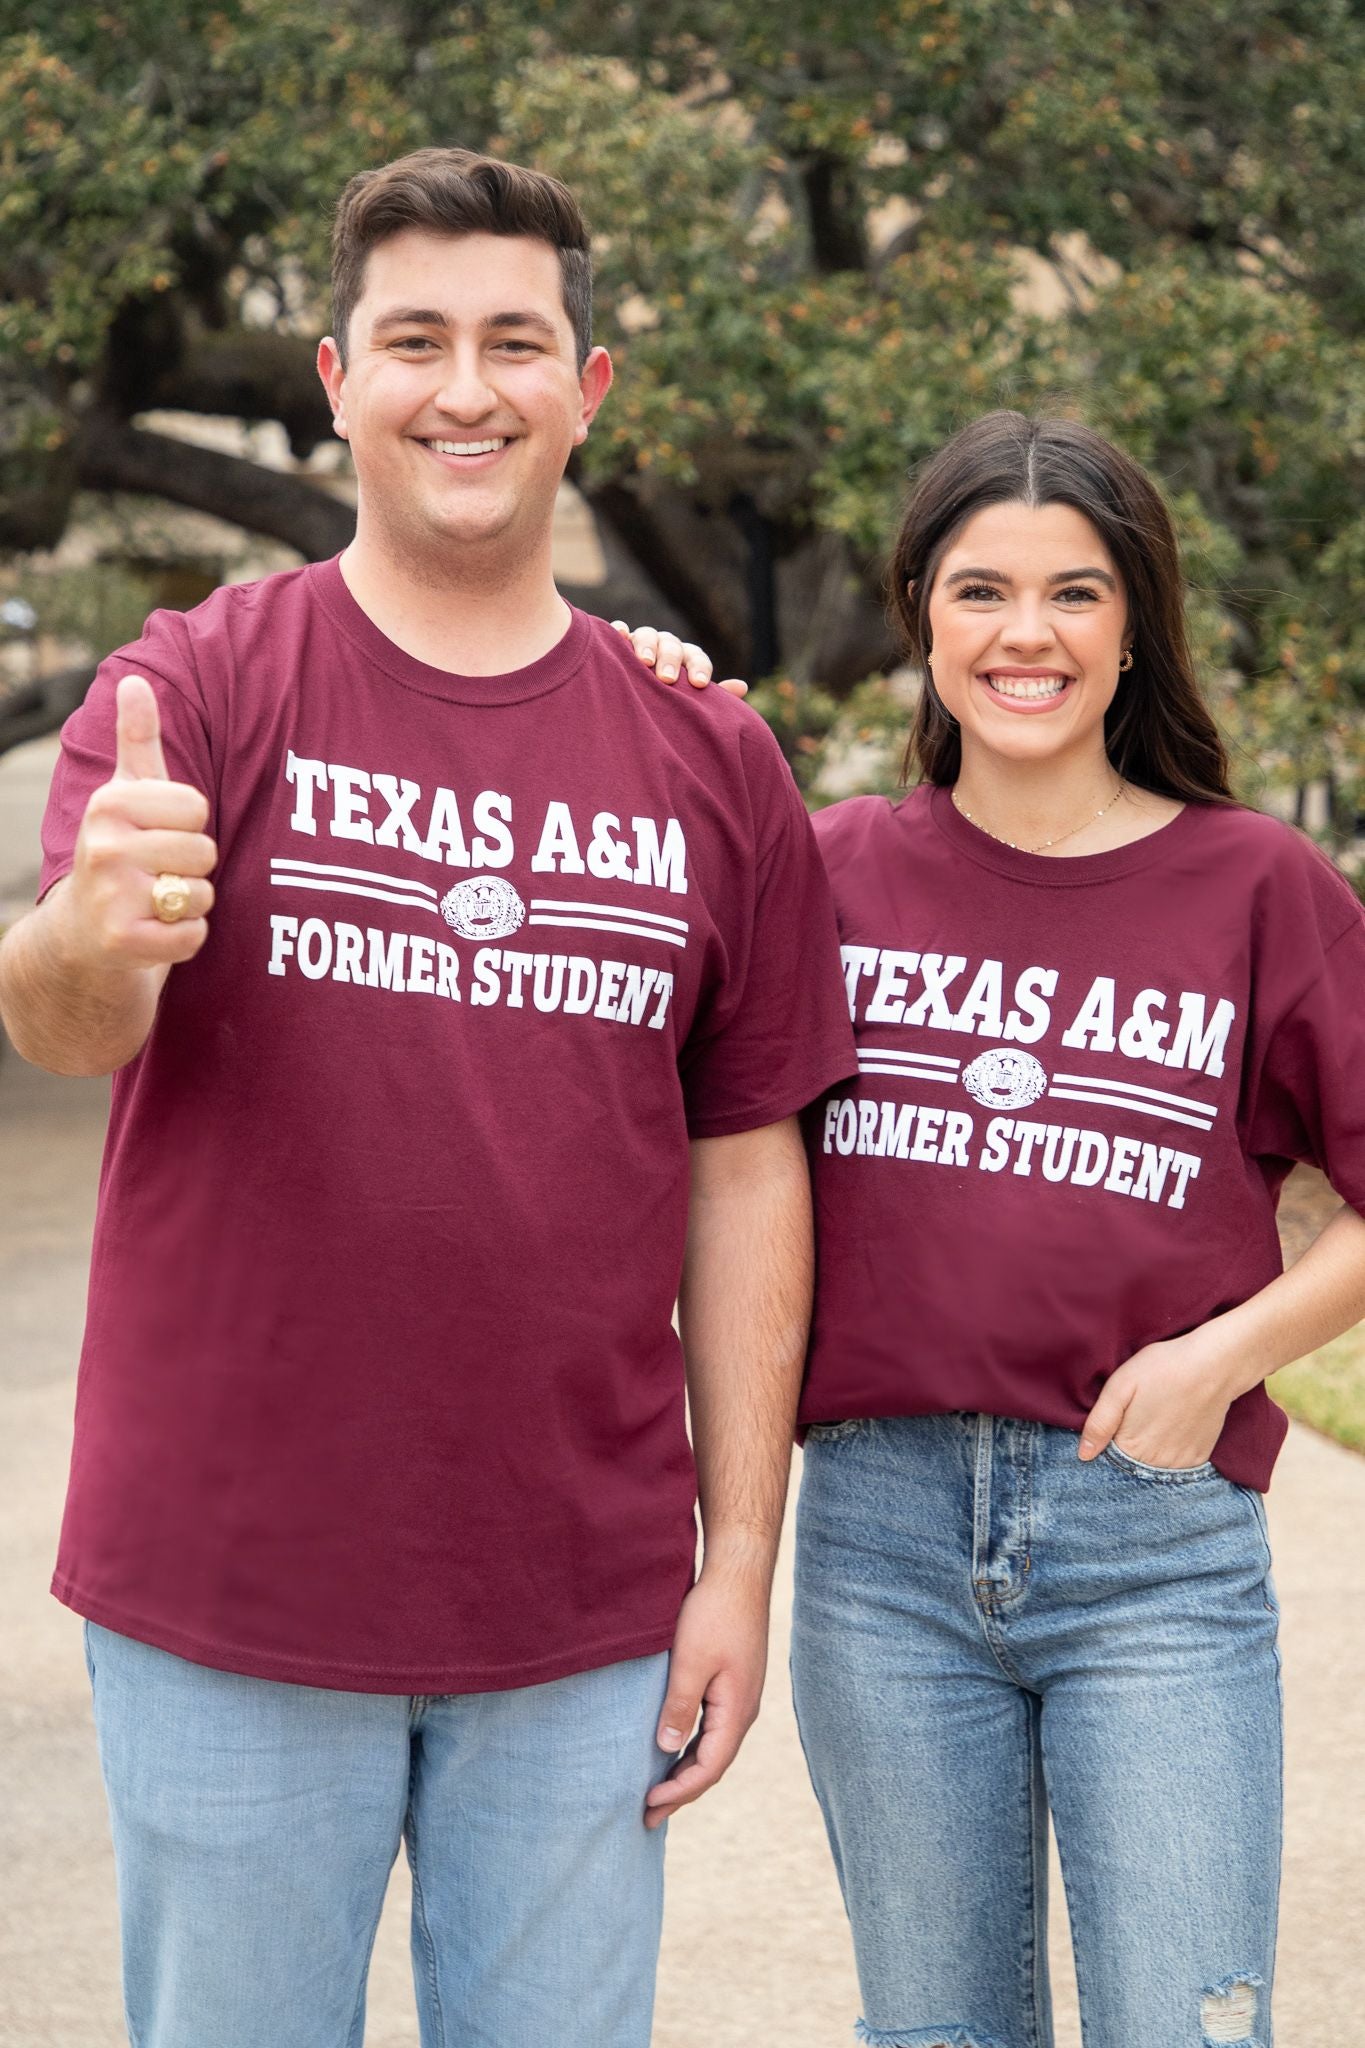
xmin=951 ymin=780 xmax=1127 ymax=853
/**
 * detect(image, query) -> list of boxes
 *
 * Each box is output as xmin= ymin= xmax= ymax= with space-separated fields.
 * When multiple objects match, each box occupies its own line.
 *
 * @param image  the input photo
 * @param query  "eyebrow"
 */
xmin=369 ymin=307 xmax=561 ymax=341
xmin=944 ymin=565 xmax=1118 ymax=592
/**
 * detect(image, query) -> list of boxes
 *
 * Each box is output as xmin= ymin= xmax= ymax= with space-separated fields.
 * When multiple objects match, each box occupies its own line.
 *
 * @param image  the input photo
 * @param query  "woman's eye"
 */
xmin=957 ymin=584 xmax=1002 ymax=602
xmin=1057 ymin=585 xmax=1101 ymax=603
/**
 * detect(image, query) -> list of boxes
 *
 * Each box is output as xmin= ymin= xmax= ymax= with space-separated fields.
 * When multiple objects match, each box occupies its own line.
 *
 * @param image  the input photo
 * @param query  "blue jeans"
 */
xmin=84 ymin=1624 xmax=671 ymax=2047
xmin=791 ymin=1414 xmax=1282 ymax=2048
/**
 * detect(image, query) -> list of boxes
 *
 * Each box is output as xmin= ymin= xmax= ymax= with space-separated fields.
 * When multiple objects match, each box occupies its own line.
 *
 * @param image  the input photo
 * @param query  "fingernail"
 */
xmin=660 ymin=1725 xmax=684 ymax=1749
xmin=658 ymin=664 xmax=677 ymax=679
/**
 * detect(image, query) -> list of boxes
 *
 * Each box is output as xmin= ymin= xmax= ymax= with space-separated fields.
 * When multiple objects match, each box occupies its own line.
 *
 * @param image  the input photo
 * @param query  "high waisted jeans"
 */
xmin=791 ymin=1414 xmax=1282 ymax=2048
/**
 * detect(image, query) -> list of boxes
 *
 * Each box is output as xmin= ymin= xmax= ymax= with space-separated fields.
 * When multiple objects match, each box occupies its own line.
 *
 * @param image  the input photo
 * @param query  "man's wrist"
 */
xmin=696 ymin=1523 xmax=780 ymax=1590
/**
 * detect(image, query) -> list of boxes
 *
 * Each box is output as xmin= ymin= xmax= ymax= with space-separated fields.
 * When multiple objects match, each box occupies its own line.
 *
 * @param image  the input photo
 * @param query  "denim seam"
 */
xmin=405 ymin=1756 xmax=448 ymax=2048
xmin=992 ymin=1419 xmax=1036 ymax=1612
xmin=969 ymin=1420 xmax=1033 ymax=1684
xmin=806 ymin=1417 xmax=869 ymax=1443
xmin=977 ymin=1606 xmax=1032 ymax=1687
xmin=1101 ymin=1444 xmax=1219 ymax=1485
xmin=1024 ymin=1696 xmax=1049 ymax=2048
xmin=346 ymin=1911 xmax=386 ymax=2048
xmin=1048 ymin=1810 xmax=1089 ymax=2039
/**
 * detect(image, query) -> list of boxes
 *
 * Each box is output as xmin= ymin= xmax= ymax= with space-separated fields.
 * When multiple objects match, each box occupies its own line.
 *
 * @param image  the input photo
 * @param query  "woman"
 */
xmin=622 ymin=411 xmax=1365 ymax=2047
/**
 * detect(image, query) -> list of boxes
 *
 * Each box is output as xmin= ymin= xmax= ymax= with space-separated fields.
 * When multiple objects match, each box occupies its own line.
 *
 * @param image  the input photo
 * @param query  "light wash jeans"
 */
xmin=791 ymin=1414 xmax=1282 ymax=2048
xmin=84 ymin=1624 xmax=671 ymax=2048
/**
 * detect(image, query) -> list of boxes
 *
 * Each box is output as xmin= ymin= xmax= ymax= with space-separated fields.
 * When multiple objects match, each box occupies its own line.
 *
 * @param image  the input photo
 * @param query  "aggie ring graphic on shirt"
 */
xmin=961 ymin=1047 xmax=1048 ymax=1110
xmin=441 ymin=876 xmax=526 ymax=942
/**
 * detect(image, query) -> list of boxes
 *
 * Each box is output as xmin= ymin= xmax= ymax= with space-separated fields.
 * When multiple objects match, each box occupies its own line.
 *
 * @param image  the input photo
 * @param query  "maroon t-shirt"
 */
xmin=40 ymin=559 xmax=855 ymax=1693
xmin=803 ymin=785 xmax=1365 ymax=1489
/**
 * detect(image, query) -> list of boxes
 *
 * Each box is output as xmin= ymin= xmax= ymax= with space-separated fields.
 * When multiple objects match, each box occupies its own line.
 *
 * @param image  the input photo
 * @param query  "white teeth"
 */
xmin=426 ymin=438 xmax=507 ymax=456
xmin=987 ymin=674 xmax=1069 ymax=700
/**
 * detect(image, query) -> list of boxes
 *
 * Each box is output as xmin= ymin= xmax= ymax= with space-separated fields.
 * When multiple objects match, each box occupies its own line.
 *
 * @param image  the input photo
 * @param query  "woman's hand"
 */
xmin=610 ymin=621 xmax=748 ymax=697
xmin=1078 ymin=1328 xmax=1240 ymax=1470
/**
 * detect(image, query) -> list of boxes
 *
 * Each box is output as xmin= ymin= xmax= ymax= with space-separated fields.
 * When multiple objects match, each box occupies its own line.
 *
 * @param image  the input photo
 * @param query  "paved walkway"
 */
xmin=2 ymin=735 xmax=1363 ymax=2045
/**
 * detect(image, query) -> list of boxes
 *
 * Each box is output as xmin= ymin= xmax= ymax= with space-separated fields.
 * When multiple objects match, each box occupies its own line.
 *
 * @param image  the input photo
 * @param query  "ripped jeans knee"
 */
xmin=1201 ymin=1974 xmax=1265 ymax=2046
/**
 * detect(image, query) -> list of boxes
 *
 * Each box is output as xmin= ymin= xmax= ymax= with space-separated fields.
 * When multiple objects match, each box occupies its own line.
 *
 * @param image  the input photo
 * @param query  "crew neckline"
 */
xmin=925 ymin=780 xmax=1203 ymax=886
xmin=309 ymin=555 xmax=592 ymax=706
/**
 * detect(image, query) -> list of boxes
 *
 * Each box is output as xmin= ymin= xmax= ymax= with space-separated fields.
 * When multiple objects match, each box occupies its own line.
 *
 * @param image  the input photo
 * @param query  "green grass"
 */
xmin=1270 ymin=1323 xmax=1365 ymax=1456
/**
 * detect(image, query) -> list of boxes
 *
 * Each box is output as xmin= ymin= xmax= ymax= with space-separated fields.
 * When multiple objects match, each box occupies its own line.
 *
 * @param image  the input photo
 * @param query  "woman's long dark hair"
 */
xmin=891 ymin=411 xmax=1234 ymax=801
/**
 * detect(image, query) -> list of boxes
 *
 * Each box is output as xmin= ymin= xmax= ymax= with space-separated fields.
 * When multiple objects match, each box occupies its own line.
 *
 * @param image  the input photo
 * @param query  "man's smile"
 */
xmin=417 ymin=435 xmax=515 ymax=468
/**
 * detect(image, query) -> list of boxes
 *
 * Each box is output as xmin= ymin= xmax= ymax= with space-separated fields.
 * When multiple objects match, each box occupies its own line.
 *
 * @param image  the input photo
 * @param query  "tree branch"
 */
xmin=148 ymin=329 xmax=335 ymax=458
xmin=76 ymin=418 xmax=356 ymax=561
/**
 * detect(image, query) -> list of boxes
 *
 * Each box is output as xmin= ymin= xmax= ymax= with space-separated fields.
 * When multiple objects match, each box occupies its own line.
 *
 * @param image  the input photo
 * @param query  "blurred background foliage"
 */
xmin=3 ymin=0 xmax=1365 ymax=842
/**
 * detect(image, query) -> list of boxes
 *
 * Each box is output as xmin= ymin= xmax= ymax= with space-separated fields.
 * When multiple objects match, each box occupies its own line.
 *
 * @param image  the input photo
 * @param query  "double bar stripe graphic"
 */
xmin=1047 ymin=1071 xmax=1217 ymax=1131
xmin=270 ymin=857 xmax=439 ymax=915
xmin=268 ymin=866 xmax=690 ymax=951
xmin=852 ymin=1042 xmax=1218 ymax=1130
xmin=856 ymin=1045 xmax=962 ymax=1085
xmin=528 ymin=898 xmax=689 ymax=949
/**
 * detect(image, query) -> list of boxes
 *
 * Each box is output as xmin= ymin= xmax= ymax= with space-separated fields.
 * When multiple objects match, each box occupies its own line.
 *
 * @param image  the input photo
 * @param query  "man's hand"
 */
xmin=1078 ymin=1328 xmax=1239 ymax=1470
xmin=610 ymin=621 xmax=748 ymax=697
xmin=644 ymin=1566 xmax=769 ymax=1830
xmin=57 ymin=675 xmax=217 ymax=971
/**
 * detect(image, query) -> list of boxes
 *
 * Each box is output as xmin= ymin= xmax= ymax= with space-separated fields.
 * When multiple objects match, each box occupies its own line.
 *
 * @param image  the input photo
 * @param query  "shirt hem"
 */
xmin=686 ymin=1051 xmax=859 ymax=1140
xmin=52 ymin=1577 xmax=680 ymax=1696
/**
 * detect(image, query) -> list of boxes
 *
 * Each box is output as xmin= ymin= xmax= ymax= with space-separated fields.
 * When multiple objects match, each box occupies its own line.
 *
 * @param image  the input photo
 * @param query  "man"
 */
xmin=0 ymin=148 xmax=855 ymax=2045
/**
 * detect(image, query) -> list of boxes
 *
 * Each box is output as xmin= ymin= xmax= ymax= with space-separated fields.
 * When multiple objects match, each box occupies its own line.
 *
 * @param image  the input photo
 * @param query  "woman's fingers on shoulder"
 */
xmin=612 ymin=621 xmax=741 ymax=694
xmin=611 ymin=619 xmax=660 ymax=668
xmin=677 ymin=642 xmax=713 ymax=688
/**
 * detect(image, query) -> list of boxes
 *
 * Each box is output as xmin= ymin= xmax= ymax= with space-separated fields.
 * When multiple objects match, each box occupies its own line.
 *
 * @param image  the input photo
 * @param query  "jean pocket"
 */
xmin=803 ymin=1418 xmax=867 ymax=1443
xmin=1101 ymin=1440 xmax=1219 ymax=1484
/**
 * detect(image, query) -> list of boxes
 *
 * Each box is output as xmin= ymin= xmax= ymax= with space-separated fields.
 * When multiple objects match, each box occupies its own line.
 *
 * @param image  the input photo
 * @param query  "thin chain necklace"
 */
xmin=951 ymin=780 xmax=1127 ymax=854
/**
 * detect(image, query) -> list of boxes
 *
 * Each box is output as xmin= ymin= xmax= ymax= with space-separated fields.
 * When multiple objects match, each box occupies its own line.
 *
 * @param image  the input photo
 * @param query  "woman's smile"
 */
xmin=976 ymin=665 xmax=1077 ymax=711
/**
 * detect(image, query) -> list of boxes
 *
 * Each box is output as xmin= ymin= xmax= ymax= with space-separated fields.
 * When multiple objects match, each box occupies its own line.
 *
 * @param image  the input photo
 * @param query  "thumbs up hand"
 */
xmin=61 ymin=675 xmax=218 ymax=969
xmin=112 ymin=671 xmax=172 ymax=782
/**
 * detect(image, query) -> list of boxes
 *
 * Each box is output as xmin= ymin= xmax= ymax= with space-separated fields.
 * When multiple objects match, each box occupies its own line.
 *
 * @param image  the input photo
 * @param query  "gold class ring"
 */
xmin=150 ymin=872 xmax=193 ymax=923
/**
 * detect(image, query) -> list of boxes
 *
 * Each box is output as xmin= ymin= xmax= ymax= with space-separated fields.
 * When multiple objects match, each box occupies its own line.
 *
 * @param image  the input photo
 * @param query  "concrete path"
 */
xmin=2 ymin=734 xmax=1363 ymax=2045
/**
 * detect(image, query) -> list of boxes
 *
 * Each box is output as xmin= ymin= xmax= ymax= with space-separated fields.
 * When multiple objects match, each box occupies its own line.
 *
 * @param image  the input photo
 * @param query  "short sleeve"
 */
xmin=680 ymin=724 xmax=857 ymax=1138
xmin=1246 ymin=911 xmax=1365 ymax=1215
xmin=39 ymin=626 xmax=216 ymax=900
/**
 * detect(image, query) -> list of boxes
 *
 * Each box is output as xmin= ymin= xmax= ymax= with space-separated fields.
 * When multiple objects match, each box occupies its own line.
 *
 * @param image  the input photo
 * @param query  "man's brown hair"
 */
xmin=331 ymin=146 xmax=593 ymax=368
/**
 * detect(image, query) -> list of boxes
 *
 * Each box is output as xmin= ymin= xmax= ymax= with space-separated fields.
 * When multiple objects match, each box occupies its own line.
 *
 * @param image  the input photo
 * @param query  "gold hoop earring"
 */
xmin=1118 ymin=650 xmax=1134 ymax=672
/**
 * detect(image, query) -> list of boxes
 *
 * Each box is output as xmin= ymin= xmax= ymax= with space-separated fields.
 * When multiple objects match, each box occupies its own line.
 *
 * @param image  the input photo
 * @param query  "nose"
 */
xmin=997 ymin=596 xmax=1055 ymax=656
xmin=433 ymin=343 xmax=498 ymax=424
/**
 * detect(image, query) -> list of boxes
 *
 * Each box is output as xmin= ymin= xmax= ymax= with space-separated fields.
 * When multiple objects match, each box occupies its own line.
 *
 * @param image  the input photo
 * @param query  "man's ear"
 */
xmin=572 ymin=346 xmax=614 ymax=447
xmin=317 ymin=337 xmax=348 ymax=438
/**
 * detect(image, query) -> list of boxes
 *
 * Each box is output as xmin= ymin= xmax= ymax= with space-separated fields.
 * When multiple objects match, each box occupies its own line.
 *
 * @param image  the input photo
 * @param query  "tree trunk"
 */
xmin=583 ymin=477 xmax=754 ymax=677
